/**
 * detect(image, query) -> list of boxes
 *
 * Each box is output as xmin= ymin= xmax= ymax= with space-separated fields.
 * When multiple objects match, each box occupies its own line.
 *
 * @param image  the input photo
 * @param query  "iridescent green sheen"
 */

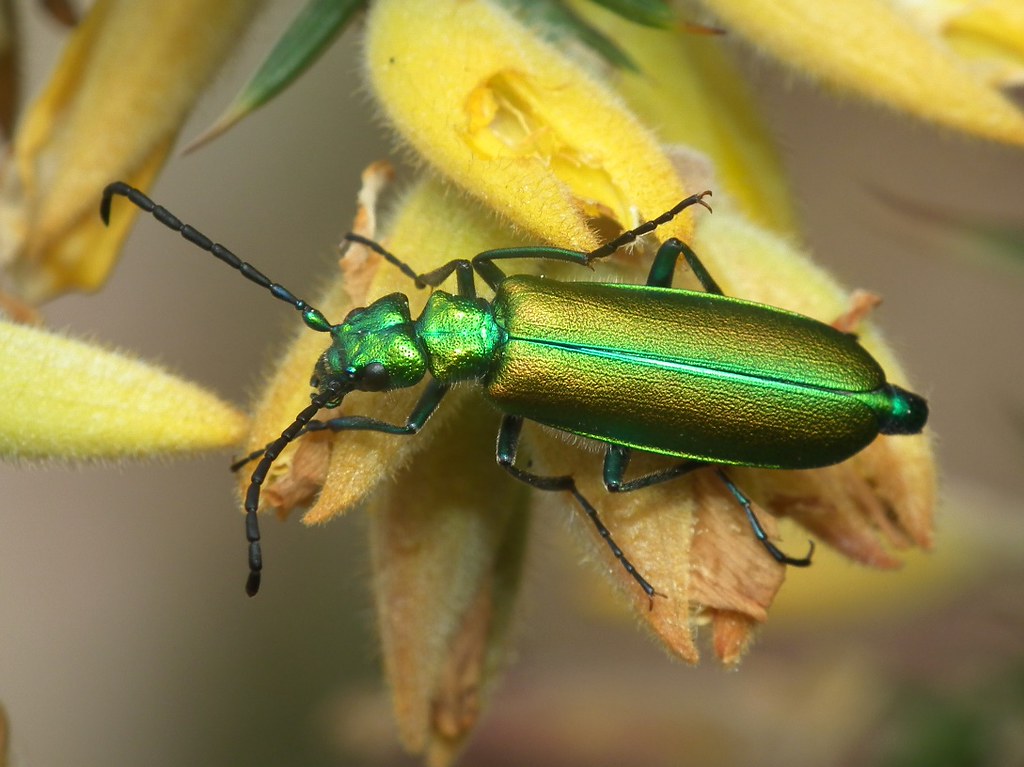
xmin=416 ymin=291 xmax=503 ymax=381
xmin=484 ymin=276 xmax=904 ymax=468
xmin=316 ymin=294 xmax=428 ymax=391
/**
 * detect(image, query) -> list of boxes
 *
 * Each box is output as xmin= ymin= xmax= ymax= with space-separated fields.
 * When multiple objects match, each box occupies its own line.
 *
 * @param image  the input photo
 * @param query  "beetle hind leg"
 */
xmin=715 ymin=469 xmax=815 ymax=567
xmin=495 ymin=416 xmax=662 ymax=604
xmin=602 ymin=444 xmax=705 ymax=492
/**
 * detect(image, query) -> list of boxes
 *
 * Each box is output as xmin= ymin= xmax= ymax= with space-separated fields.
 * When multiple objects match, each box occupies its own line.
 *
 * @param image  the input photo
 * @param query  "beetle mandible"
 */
xmin=101 ymin=183 xmax=928 ymax=599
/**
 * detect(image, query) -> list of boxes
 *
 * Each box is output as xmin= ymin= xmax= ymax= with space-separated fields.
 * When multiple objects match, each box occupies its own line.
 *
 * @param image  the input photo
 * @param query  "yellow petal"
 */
xmin=0 ymin=0 xmax=261 ymax=302
xmin=365 ymin=0 xmax=699 ymax=254
xmin=370 ymin=398 xmax=529 ymax=767
xmin=897 ymin=0 xmax=1024 ymax=87
xmin=699 ymin=0 xmax=1024 ymax=145
xmin=0 ymin=319 xmax=246 ymax=460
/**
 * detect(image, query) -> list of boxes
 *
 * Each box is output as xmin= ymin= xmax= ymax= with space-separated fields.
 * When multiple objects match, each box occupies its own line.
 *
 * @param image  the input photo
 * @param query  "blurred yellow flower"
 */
xmin=0 ymin=319 xmax=246 ymax=460
xmin=0 ymin=2 xmax=257 ymax=461
xmin=0 ymin=0 xmax=260 ymax=303
xmin=697 ymin=0 xmax=1024 ymax=145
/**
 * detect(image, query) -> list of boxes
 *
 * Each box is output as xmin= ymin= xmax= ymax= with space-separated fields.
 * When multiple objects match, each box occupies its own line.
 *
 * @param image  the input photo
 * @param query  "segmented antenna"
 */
xmin=101 ymin=182 xmax=333 ymax=333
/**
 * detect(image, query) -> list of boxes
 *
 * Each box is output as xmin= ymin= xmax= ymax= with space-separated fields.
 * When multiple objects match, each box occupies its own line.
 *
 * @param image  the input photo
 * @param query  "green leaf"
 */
xmin=186 ymin=0 xmax=365 ymax=152
xmin=584 ymin=0 xmax=674 ymax=28
xmin=498 ymin=0 xmax=639 ymax=71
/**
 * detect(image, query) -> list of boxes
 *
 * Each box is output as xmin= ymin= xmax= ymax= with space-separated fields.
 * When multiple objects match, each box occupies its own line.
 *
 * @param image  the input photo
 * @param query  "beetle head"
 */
xmin=309 ymin=293 xmax=428 ymax=406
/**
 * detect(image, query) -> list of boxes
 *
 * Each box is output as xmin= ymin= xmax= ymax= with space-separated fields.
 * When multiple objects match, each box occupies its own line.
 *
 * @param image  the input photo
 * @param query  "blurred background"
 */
xmin=1 ymin=3 xmax=1022 ymax=766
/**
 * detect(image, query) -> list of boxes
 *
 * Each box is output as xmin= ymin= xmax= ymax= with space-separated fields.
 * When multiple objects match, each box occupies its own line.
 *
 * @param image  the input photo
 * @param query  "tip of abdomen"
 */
xmin=879 ymin=384 xmax=929 ymax=435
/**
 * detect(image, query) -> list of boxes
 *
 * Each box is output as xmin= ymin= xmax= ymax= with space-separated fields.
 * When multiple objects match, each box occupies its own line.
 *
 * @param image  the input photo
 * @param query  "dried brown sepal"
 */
xmin=688 ymin=470 xmax=787 ymax=625
xmin=369 ymin=400 xmax=530 ymax=766
xmin=527 ymin=433 xmax=701 ymax=663
xmin=262 ymin=429 xmax=332 ymax=520
xmin=710 ymin=609 xmax=760 ymax=666
xmin=831 ymin=289 xmax=882 ymax=334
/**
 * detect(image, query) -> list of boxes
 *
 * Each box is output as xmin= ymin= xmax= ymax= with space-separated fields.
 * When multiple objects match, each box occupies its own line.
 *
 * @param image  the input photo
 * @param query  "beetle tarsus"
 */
xmin=716 ymin=469 xmax=817 ymax=568
xmin=495 ymin=415 xmax=661 ymax=600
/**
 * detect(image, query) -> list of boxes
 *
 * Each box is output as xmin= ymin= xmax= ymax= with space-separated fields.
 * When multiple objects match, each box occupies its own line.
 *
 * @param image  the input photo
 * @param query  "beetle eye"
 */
xmin=359 ymin=361 xmax=390 ymax=391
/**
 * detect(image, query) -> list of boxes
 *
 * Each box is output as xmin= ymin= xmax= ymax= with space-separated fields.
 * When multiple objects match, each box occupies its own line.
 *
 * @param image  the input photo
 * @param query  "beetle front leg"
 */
xmin=230 ymin=380 xmax=450 ymax=472
xmin=495 ymin=415 xmax=662 ymax=604
xmin=344 ymin=233 xmax=477 ymax=298
xmin=305 ymin=379 xmax=450 ymax=436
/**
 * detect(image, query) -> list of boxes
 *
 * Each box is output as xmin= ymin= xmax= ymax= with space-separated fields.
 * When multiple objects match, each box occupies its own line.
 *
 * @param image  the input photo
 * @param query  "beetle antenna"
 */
xmin=587 ymin=190 xmax=713 ymax=261
xmin=343 ymin=232 xmax=424 ymax=287
xmin=101 ymin=182 xmax=334 ymax=333
xmin=244 ymin=385 xmax=344 ymax=597
xmin=230 ymin=445 xmax=268 ymax=473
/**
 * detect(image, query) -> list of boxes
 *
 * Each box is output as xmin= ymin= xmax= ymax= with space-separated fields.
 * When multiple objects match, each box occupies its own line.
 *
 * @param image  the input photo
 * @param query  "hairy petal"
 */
xmin=699 ymin=0 xmax=1024 ymax=145
xmin=0 ymin=319 xmax=246 ymax=460
xmin=365 ymin=0 xmax=701 ymax=256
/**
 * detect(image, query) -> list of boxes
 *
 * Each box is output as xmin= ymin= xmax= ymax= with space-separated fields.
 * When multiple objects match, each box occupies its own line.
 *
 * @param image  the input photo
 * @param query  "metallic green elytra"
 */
xmin=100 ymin=184 xmax=928 ymax=600
xmin=485 ymin=276 xmax=921 ymax=468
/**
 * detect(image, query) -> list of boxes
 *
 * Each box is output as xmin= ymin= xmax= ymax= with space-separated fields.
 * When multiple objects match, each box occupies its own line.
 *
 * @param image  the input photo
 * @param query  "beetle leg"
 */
xmin=230 ymin=380 xmax=450 ymax=471
xmin=715 ymin=469 xmax=815 ymax=567
xmin=585 ymin=190 xmax=713 ymax=262
xmin=343 ymin=233 xmax=477 ymax=297
xmin=495 ymin=416 xmax=662 ymax=605
xmin=305 ymin=379 xmax=449 ymax=436
xmin=602 ymin=445 xmax=705 ymax=492
xmin=231 ymin=444 xmax=269 ymax=472
xmin=471 ymin=246 xmax=593 ymax=291
xmin=647 ymin=239 xmax=724 ymax=295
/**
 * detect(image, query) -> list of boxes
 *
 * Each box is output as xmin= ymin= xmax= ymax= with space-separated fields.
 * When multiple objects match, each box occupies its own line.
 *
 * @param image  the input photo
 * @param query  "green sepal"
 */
xmin=186 ymin=0 xmax=365 ymax=151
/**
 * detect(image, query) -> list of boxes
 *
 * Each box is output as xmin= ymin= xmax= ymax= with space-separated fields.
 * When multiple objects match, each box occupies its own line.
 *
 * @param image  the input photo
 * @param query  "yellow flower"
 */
xmin=696 ymin=0 xmax=1024 ymax=145
xmin=0 ymin=2 xmax=254 ymax=463
xmin=235 ymin=2 xmax=937 ymax=763
xmin=0 ymin=0 xmax=261 ymax=303
xmin=0 ymin=319 xmax=246 ymax=460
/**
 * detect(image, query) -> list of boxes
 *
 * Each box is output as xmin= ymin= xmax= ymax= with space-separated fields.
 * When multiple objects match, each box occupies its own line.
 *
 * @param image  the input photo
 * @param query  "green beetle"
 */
xmin=101 ymin=184 xmax=928 ymax=598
